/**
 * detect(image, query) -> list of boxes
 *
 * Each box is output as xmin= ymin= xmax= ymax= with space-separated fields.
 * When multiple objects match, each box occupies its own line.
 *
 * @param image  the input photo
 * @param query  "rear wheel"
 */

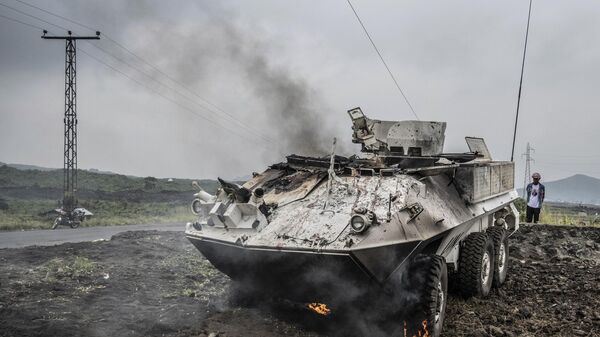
xmin=458 ymin=232 xmax=495 ymax=298
xmin=487 ymin=226 xmax=509 ymax=287
xmin=70 ymin=221 xmax=80 ymax=229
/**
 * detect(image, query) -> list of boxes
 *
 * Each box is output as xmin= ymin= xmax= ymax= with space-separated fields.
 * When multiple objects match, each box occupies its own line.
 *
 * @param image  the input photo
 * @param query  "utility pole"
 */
xmin=522 ymin=142 xmax=535 ymax=199
xmin=42 ymin=30 xmax=100 ymax=213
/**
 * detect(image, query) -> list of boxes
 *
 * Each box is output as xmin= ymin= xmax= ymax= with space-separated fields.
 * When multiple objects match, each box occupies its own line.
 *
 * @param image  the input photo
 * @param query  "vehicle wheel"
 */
xmin=191 ymin=199 xmax=203 ymax=215
xmin=487 ymin=226 xmax=509 ymax=288
xmin=458 ymin=232 xmax=495 ymax=298
xmin=52 ymin=217 xmax=60 ymax=230
xmin=70 ymin=221 xmax=80 ymax=229
xmin=397 ymin=255 xmax=448 ymax=337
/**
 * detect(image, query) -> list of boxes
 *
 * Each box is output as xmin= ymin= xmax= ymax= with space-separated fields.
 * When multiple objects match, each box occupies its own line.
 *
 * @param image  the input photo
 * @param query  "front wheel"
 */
xmin=395 ymin=255 xmax=448 ymax=337
xmin=52 ymin=217 xmax=60 ymax=230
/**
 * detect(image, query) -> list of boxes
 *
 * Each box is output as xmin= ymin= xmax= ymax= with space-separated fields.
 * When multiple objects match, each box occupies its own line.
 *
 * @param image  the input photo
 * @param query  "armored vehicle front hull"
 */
xmin=185 ymin=169 xmax=518 ymax=295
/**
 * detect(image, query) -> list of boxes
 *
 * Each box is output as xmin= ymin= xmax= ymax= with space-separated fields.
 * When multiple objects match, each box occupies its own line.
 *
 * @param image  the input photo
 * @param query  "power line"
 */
xmin=76 ymin=45 xmax=273 ymax=147
xmin=0 ymin=9 xmax=274 ymax=148
xmin=0 ymin=1 xmax=65 ymax=32
xmin=8 ymin=0 xmax=275 ymax=145
xmin=14 ymin=0 xmax=97 ymax=32
xmin=345 ymin=0 xmax=419 ymax=120
xmin=83 ymin=40 xmax=275 ymax=144
xmin=0 ymin=1 xmax=276 ymax=147
xmin=0 ymin=11 xmax=43 ymax=30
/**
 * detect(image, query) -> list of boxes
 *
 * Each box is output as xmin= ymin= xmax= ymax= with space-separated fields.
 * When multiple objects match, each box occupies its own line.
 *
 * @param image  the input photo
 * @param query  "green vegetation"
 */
xmin=515 ymin=197 xmax=600 ymax=227
xmin=0 ymin=164 xmax=219 ymax=231
xmin=0 ymin=198 xmax=193 ymax=230
xmin=44 ymin=256 xmax=98 ymax=280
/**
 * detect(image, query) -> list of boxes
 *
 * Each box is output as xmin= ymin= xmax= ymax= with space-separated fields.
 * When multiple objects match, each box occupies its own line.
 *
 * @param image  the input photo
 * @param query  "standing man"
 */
xmin=526 ymin=172 xmax=545 ymax=223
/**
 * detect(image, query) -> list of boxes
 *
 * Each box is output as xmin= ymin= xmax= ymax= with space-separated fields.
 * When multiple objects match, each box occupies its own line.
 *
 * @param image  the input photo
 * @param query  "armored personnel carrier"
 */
xmin=186 ymin=107 xmax=519 ymax=336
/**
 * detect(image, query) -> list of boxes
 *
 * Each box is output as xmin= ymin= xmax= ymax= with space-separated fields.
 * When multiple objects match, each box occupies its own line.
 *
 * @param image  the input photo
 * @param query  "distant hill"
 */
xmin=518 ymin=174 xmax=600 ymax=205
xmin=0 ymin=162 xmax=58 ymax=172
xmin=0 ymin=161 xmax=120 ymax=175
xmin=0 ymin=164 xmax=218 ymax=195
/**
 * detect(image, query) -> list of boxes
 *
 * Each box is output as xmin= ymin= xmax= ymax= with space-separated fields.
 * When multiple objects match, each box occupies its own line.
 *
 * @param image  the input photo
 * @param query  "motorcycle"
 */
xmin=52 ymin=207 xmax=93 ymax=229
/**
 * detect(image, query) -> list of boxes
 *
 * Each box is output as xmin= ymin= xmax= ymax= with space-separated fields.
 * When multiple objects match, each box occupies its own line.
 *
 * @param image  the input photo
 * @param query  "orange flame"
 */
xmin=403 ymin=320 xmax=430 ymax=337
xmin=306 ymin=302 xmax=331 ymax=316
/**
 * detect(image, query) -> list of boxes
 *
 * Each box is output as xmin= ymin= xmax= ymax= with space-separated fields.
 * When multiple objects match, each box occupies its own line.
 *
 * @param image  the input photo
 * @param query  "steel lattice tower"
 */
xmin=522 ymin=142 xmax=535 ymax=199
xmin=42 ymin=30 xmax=100 ymax=212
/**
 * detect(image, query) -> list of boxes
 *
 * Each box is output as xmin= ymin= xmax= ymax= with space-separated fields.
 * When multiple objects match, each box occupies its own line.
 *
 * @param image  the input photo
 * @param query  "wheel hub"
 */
xmin=498 ymin=243 xmax=506 ymax=273
xmin=481 ymin=251 xmax=491 ymax=285
xmin=434 ymin=280 xmax=444 ymax=324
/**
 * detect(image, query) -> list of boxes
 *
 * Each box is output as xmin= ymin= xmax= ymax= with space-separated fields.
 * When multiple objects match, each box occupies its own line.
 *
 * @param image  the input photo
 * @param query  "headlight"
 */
xmin=350 ymin=214 xmax=370 ymax=233
xmin=191 ymin=199 xmax=203 ymax=215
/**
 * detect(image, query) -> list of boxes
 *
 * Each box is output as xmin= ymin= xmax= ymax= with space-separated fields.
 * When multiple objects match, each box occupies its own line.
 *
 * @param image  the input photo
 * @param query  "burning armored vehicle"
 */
xmin=186 ymin=107 xmax=519 ymax=336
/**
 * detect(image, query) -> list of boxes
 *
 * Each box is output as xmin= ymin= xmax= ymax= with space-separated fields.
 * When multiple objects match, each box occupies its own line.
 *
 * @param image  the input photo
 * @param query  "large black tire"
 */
xmin=70 ymin=221 xmax=80 ymax=229
xmin=458 ymin=232 xmax=495 ymax=298
xmin=487 ymin=226 xmax=509 ymax=288
xmin=396 ymin=254 xmax=448 ymax=337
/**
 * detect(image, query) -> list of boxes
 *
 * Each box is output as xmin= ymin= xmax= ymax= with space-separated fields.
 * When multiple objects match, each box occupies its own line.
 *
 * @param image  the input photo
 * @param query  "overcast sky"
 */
xmin=1 ymin=0 xmax=599 ymax=187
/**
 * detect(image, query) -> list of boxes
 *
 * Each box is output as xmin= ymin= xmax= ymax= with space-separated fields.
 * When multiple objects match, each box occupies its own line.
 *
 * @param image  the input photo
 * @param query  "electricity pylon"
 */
xmin=42 ymin=30 xmax=100 ymax=212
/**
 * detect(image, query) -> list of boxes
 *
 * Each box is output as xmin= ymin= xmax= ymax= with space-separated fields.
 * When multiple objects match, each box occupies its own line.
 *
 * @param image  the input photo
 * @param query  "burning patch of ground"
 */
xmin=1 ymin=224 xmax=599 ymax=336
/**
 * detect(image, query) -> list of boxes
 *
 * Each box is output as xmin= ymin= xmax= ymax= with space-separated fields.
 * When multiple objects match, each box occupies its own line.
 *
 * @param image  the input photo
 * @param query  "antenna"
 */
xmin=510 ymin=0 xmax=533 ymax=162
xmin=42 ymin=31 xmax=100 ymax=213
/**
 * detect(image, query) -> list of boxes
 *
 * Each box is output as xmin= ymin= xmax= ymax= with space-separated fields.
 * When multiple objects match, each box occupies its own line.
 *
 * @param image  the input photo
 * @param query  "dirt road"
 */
xmin=1 ymin=224 xmax=599 ymax=337
xmin=0 ymin=222 xmax=183 ymax=248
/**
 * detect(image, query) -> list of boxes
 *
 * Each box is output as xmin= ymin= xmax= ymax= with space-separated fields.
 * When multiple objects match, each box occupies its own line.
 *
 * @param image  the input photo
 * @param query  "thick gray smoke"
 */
xmin=238 ymin=52 xmax=331 ymax=156
xmin=66 ymin=1 xmax=334 ymax=159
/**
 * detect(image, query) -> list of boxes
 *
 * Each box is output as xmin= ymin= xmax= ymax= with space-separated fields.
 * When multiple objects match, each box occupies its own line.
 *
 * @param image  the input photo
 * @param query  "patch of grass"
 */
xmin=539 ymin=210 xmax=600 ymax=227
xmin=0 ymin=198 xmax=193 ymax=231
xmin=158 ymin=252 xmax=228 ymax=301
xmin=515 ymin=198 xmax=600 ymax=227
xmin=44 ymin=256 xmax=98 ymax=280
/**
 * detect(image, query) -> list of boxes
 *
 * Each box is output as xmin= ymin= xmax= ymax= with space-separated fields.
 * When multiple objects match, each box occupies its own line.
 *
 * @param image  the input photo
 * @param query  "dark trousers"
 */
xmin=526 ymin=206 xmax=541 ymax=223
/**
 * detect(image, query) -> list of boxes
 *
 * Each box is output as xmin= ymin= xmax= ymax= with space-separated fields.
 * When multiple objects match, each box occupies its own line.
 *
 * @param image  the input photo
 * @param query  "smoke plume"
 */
xmin=67 ymin=1 xmax=334 ymax=160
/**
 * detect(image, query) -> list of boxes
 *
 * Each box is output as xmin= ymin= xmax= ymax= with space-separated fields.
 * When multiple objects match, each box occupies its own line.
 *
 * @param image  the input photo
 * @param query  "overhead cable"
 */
xmin=346 ymin=0 xmax=419 ymax=120
xmin=510 ymin=0 xmax=533 ymax=162
xmin=2 ymin=0 xmax=276 ymax=146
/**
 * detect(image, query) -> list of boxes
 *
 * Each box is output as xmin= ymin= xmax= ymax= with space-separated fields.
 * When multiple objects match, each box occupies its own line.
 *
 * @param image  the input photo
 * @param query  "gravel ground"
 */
xmin=0 ymin=224 xmax=599 ymax=337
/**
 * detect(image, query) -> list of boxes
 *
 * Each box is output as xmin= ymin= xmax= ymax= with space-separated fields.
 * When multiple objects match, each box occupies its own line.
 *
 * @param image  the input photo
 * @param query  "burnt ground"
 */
xmin=0 ymin=224 xmax=599 ymax=337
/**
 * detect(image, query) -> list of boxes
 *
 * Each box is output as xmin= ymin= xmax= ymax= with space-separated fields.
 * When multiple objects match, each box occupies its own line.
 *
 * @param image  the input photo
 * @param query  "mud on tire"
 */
xmin=486 ymin=226 xmax=509 ymax=288
xmin=458 ymin=232 xmax=495 ymax=298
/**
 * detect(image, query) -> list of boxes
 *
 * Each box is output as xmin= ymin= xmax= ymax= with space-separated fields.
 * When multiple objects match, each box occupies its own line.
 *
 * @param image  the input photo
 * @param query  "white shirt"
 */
xmin=528 ymin=184 xmax=541 ymax=208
